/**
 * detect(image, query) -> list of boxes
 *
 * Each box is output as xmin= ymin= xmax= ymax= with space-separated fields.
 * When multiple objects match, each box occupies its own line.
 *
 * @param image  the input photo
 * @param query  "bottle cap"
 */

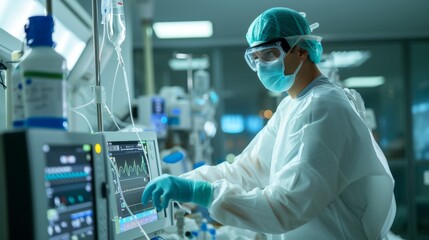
xmin=25 ymin=15 xmax=55 ymax=47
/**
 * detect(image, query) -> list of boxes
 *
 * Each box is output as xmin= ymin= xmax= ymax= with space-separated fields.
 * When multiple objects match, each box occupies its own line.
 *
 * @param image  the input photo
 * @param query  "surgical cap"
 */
xmin=246 ymin=7 xmax=323 ymax=63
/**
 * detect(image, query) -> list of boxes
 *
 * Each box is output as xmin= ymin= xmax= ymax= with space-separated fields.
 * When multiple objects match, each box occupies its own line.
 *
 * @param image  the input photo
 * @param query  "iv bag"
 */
xmin=107 ymin=0 xmax=126 ymax=47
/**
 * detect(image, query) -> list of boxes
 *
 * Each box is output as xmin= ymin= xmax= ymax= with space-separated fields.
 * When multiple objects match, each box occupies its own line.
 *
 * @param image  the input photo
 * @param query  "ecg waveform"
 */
xmin=115 ymin=186 xmax=145 ymax=194
xmin=116 ymin=156 xmax=148 ymax=178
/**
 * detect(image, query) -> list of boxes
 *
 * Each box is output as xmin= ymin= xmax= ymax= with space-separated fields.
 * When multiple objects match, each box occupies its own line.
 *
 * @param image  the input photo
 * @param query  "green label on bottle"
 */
xmin=23 ymin=71 xmax=63 ymax=79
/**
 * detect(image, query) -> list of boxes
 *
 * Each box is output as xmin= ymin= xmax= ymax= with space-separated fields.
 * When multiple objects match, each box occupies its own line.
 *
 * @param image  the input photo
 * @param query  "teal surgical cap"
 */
xmin=246 ymin=7 xmax=323 ymax=63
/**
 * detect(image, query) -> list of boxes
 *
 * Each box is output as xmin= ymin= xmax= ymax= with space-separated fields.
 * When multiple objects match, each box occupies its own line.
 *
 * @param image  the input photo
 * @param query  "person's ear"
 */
xmin=298 ymin=47 xmax=308 ymax=60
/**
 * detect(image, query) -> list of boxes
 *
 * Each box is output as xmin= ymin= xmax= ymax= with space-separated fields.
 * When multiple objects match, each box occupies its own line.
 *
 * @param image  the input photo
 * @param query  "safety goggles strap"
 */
xmin=247 ymin=38 xmax=291 ymax=54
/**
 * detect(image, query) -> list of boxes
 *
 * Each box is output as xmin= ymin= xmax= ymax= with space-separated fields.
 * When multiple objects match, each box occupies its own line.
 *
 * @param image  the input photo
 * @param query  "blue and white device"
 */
xmin=0 ymin=129 xmax=108 ymax=240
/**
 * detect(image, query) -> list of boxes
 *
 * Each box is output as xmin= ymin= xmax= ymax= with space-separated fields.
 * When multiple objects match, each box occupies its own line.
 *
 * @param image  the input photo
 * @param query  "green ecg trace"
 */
xmin=117 ymin=156 xmax=148 ymax=177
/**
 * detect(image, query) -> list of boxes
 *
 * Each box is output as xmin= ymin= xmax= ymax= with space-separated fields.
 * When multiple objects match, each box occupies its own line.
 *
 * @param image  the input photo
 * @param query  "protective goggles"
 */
xmin=244 ymin=35 xmax=322 ymax=72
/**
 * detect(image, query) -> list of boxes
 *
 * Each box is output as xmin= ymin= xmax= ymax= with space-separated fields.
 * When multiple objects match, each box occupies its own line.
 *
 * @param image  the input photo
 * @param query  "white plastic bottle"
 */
xmin=20 ymin=15 xmax=68 ymax=130
xmin=107 ymin=0 xmax=126 ymax=47
xmin=10 ymin=51 xmax=25 ymax=128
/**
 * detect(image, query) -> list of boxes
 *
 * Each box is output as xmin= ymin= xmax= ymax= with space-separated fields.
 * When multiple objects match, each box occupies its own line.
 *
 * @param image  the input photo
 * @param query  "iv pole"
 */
xmin=46 ymin=0 xmax=52 ymax=14
xmin=91 ymin=0 xmax=104 ymax=132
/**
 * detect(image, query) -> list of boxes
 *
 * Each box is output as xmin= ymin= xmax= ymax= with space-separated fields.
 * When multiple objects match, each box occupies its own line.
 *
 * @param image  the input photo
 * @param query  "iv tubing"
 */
xmin=106 ymin=45 xmax=152 ymax=240
xmin=118 ymin=46 xmax=152 ymax=180
xmin=100 ymin=2 xmax=151 ymax=236
xmin=99 ymin=23 xmax=107 ymax=60
xmin=71 ymin=99 xmax=95 ymax=110
xmin=71 ymin=109 xmax=94 ymax=134
xmin=103 ymin=104 xmax=121 ymax=131
xmin=115 ymin=45 xmax=150 ymax=161
xmin=70 ymin=1 xmax=151 ymax=236
xmin=110 ymin=61 xmax=121 ymax=116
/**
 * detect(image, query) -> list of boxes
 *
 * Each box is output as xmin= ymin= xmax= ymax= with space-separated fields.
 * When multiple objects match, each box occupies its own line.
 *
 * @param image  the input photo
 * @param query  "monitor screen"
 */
xmin=44 ymin=144 xmax=97 ymax=239
xmin=104 ymin=131 xmax=172 ymax=239
xmin=108 ymin=140 xmax=158 ymax=233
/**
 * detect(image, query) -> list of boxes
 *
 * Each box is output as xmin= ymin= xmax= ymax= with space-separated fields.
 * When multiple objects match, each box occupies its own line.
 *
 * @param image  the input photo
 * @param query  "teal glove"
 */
xmin=141 ymin=174 xmax=213 ymax=211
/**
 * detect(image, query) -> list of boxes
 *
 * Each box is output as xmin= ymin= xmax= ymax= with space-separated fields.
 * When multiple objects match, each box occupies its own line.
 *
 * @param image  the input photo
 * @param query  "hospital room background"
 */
xmin=0 ymin=0 xmax=428 ymax=239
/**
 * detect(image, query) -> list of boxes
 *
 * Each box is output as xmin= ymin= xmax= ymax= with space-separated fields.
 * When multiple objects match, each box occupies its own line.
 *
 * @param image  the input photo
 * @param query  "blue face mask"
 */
xmin=257 ymin=58 xmax=303 ymax=93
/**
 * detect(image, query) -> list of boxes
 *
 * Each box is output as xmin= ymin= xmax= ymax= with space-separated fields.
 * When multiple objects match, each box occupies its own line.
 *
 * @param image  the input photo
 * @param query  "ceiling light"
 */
xmin=153 ymin=21 xmax=213 ymax=39
xmin=343 ymin=76 xmax=385 ymax=88
xmin=169 ymin=58 xmax=209 ymax=70
xmin=319 ymin=51 xmax=371 ymax=68
xmin=174 ymin=53 xmax=190 ymax=59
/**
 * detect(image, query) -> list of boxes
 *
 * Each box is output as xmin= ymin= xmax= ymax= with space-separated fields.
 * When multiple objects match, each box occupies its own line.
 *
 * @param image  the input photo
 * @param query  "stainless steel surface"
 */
xmin=91 ymin=0 xmax=103 ymax=132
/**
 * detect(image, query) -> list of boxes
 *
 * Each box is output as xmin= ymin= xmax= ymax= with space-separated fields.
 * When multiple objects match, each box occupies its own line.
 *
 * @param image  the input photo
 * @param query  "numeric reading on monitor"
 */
xmin=44 ymin=144 xmax=96 ymax=240
xmin=108 ymin=140 xmax=158 ymax=234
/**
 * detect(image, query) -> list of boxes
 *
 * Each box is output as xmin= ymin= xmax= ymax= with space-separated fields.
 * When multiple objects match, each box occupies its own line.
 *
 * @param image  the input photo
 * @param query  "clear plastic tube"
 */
xmin=71 ymin=99 xmax=95 ymax=110
xmin=70 ymin=4 xmax=149 ymax=236
xmin=110 ymin=113 xmax=132 ymax=128
xmin=117 ymin=48 xmax=137 ymax=130
xmin=100 ymin=22 xmax=107 ymax=60
xmin=110 ymin=60 xmax=121 ymax=116
xmin=103 ymin=104 xmax=121 ymax=131
xmin=105 ymin=45 xmax=151 ymax=240
xmin=105 ymin=54 xmax=129 ymax=130
xmin=70 ymin=109 xmax=94 ymax=134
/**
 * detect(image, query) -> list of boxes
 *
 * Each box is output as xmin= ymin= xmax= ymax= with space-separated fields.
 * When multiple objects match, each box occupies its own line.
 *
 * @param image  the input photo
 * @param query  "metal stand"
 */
xmin=91 ymin=0 xmax=103 ymax=132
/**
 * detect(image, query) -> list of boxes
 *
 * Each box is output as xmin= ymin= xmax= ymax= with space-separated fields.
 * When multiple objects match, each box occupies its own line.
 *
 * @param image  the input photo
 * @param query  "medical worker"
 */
xmin=143 ymin=7 xmax=396 ymax=239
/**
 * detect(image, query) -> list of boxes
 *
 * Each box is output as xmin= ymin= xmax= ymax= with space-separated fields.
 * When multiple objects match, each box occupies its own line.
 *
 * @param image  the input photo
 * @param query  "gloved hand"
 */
xmin=141 ymin=174 xmax=213 ymax=211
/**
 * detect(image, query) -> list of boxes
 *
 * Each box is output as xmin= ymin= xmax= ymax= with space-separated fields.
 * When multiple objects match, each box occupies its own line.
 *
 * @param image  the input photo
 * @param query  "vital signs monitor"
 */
xmin=103 ymin=131 xmax=173 ymax=240
xmin=0 ymin=129 xmax=108 ymax=240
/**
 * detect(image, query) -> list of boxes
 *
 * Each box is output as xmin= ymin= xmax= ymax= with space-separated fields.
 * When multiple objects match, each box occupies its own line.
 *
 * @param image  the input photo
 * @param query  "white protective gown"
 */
xmin=181 ymin=76 xmax=396 ymax=240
